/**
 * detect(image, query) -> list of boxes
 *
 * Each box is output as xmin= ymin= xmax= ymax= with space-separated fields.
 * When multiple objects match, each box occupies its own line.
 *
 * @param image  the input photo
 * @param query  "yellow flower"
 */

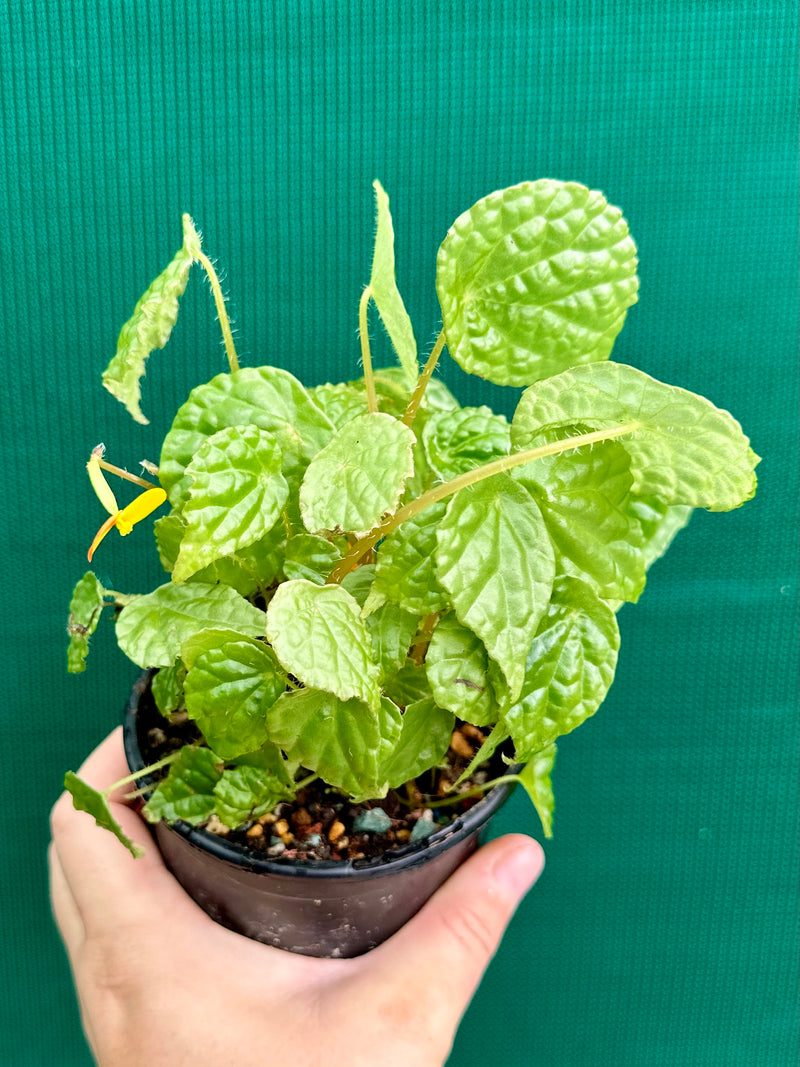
xmin=86 ymin=450 xmax=166 ymax=561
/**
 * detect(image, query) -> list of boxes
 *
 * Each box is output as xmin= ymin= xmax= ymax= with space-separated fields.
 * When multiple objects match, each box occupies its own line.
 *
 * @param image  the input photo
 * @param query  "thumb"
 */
xmin=368 ymin=834 xmax=543 ymax=1021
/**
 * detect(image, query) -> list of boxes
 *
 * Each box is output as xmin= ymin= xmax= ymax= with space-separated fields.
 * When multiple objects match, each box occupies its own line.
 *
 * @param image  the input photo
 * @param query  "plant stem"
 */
xmin=194 ymin=248 xmax=240 ymax=373
xmin=359 ymin=286 xmax=379 ymax=413
xmin=294 ymin=772 xmax=318 ymax=791
xmin=327 ymin=420 xmax=640 ymax=583
xmin=426 ymin=773 xmax=521 ymax=809
xmin=103 ymin=751 xmax=182 ymax=796
xmin=403 ymin=329 xmax=446 ymax=426
xmin=97 ymin=459 xmax=154 ymax=490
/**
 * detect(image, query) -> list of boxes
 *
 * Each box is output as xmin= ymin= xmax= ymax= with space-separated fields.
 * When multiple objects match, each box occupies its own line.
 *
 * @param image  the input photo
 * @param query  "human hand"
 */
xmin=50 ymin=728 xmax=544 ymax=1067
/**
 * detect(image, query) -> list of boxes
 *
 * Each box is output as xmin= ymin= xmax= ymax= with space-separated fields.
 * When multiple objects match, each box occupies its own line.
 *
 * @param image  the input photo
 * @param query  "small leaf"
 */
xmin=172 ymin=426 xmax=288 ymax=582
xmin=437 ymin=180 xmax=638 ymax=386
xmin=511 ymin=362 xmax=758 ymax=511
xmin=213 ymin=762 xmax=294 ymax=829
xmin=150 ymin=662 xmax=186 ymax=716
xmin=367 ymin=603 xmax=419 ymax=680
xmin=435 ymin=473 xmax=555 ymax=701
xmin=283 ymin=534 xmax=342 ymax=585
xmin=64 ymin=772 xmax=145 ymax=857
xmin=102 ymin=216 xmax=197 ymax=424
xmin=517 ymin=744 xmax=557 ymax=839
xmin=181 ymin=631 xmax=286 ymax=759
xmin=266 ymin=580 xmax=381 ymax=709
xmin=372 ymin=501 xmax=450 ymax=615
xmin=369 ymin=181 xmax=418 ymax=389
xmin=267 ymin=689 xmax=402 ymax=801
xmin=422 ymin=406 xmax=511 ymax=481
xmin=115 ymin=582 xmax=266 ymax=668
xmin=381 ymin=697 xmax=455 ymax=789
xmin=501 ymin=577 xmax=619 ymax=758
xmin=299 ymin=413 xmax=415 ymax=536
xmin=426 ymin=614 xmax=505 ymax=726
xmin=66 ymin=572 xmax=105 ymax=673
xmin=142 ymin=746 xmax=222 ymax=826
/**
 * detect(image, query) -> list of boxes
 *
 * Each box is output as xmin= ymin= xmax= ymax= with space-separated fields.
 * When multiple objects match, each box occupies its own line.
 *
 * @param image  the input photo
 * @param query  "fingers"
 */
xmin=49 ymin=727 xmax=191 ymax=936
xmin=48 ymin=842 xmax=86 ymax=960
xmin=367 ymin=834 xmax=543 ymax=1030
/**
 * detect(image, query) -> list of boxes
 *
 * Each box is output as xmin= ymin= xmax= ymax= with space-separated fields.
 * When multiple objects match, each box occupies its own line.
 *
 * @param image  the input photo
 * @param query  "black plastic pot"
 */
xmin=123 ymin=670 xmax=517 ymax=958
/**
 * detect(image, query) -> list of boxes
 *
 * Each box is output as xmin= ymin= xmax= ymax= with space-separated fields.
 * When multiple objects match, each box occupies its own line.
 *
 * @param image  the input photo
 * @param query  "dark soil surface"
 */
xmin=134 ymin=681 xmax=507 ymax=864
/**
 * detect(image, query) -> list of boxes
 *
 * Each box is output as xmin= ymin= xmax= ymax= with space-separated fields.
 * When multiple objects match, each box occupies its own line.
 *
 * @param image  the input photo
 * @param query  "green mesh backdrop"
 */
xmin=1 ymin=2 xmax=797 ymax=1064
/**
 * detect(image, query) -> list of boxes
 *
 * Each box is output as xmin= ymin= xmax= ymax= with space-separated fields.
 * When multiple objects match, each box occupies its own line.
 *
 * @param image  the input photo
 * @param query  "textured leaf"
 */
xmin=213 ymin=760 xmax=295 ymax=829
xmin=372 ymin=501 xmax=450 ymax=614
xmin=115 ymin=582 xmax=266 ymax=667
xmin=66 ymin=572 xmax=105 ymax=673
xmin=366 ymin=603 xmax=419 ymax=679
xmin=422 ymin=406 xmax=511 ymax=481
xmin=511 ymin=362 xmax=758 ymax=510
xmin=381 ymin=697 xmax=455 ymax=789
xmin=159 ymin=366 xmax=335 ymax=503
xmin=636 ymin=500 xmax=692 ymax=571
xmin=142 ymin=746 xmax=222 ymax=826
xmin=267 ymin=689 xmax=402 ymax=801
xmin=308 ymin=382 xmax=370 ymax=429
xmin=102 ymin=215 xmax=198 ymax=424
xmin=517 ymin=743 xmax=557 ymax=839
xmin=283 ymin=534 xmax=342 ymax=585
xmin=150 ymin=662 xmax=186 ymax=716
xmin=299 ymin=413 xmax=415 ymax=536
xmin=426 ymin=614 xmax=505 ymax=726
xmin=265 ymin=580 xmax=381 ymax=709
xmin=437 ymin=180 xmax=638 ymax=386
xmin=369 ymin=180 xmax=418 ymax=389
xmin=64 ymin=773 xmax=145 ymax=857
xmin=382 ymin=661 xmax=432 ymax=708
xmin=181 ymin=631 xmax=286 ymax=759
xmin=501 ymin=577 xmax=619 ymax=758
xmin=435 ymin=473 xmax=555 ymax=700
xmin=172 ymin=426 xmax=288 ymax=582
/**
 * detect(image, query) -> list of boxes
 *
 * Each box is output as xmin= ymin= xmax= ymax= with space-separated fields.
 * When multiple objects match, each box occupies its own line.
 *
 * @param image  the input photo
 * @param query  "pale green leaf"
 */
xmin=426 ymin=614 xmax=506 ymax=726
xmin=435 ymin=473 xmax=555 ymax=700
xmin=372 ymin=501 xmax=450 ymax=615
xmin=151 ymin=662 xmax=186 ymax=716
xmin=102 ymin=216 xmax=197 ymax=424
xmin=422 ymin=406 xmax=511 ymax=481
xmin=381 ymin=697 xmax=455 ymax=789
xmin=265 ymin=580 xmax=381 ymax=709
xmin=66 ymin=572 xmax=105 ymax=673
xmin=213 ymin=763 xmax=294 ymax=829
xmin=142 ymin=746 xmax=222 ymax=826
xmin=64 ymin=773 xmax=145 ymax=857
xmin=437 ymin=180 xmax=638 ymax=386
xmin=382 ymin=661 xmax=432 ymax=708
xmin=511 ymin=362 xmax=759 ymax=511
xmin=308 ymin=382 xmax=369 ymax=429
xmin=283 ymin=534 xmax=342 ymax=585
xmin=299 ymin=413 xmax=415 ymax=536
xmin=501 ymin=577 xmax=619 ymax=758
xmin=181 ymin=632 xmax=286 ymax=759
xmin=267 ymin=689 xmax=403 ymax=801
xmin=369 ymin=180 xmax=418 ymax=389
xmin=115 ymin=582 xmax=266 ymax=668
xmin=366 ymin=603 xmax=419 ymax=679
xmin=517 ymin=744 xmax=557 ymax=839
xmin=172 ymin=426 xmax=289 ymax=582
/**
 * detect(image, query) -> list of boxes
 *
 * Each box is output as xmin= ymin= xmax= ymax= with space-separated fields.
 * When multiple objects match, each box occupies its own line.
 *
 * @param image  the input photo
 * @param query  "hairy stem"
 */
xmin=194 ymin=248 xmax=240 ymax=373
xmin=97 ymin=459 xmax=154 ymax=490
xmin=403 ymin=329 xmax=446 ymax=426
xmin=426 ymin=773 xmax=521 ymax=808
xmin=327 ymin=421 xmax=640 ymax=583
xmin=104 ymin=751 xmax=182 ymax=796
xmin=359 ymin=286 xmax=379 ymax=413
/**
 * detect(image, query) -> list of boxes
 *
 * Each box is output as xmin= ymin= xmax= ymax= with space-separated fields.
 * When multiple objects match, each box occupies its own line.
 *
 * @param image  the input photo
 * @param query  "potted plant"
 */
xmin=65 ymin=179 xmax=758 ymax=956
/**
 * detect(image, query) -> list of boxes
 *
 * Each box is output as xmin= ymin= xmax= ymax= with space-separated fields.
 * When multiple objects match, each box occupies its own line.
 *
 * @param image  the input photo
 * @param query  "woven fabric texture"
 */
xmin=1 ymin=2 xmax=797 ymax=1064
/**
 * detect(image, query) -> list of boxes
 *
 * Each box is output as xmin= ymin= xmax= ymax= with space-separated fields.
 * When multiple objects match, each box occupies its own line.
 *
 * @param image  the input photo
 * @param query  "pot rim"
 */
xmin=124 ymin=670 xmax=519 ymax=882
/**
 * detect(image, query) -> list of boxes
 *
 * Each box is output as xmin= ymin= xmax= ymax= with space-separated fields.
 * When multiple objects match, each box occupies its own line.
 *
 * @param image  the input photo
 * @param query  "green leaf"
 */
xmin=265 ymin=580 xmax=381 ymax=709
xmin=511 ymin=362 xmax=759 ymax=511
xmin=115 ymin=582 xmax=266 ymax=667
xmin=150 ymin=662 xmax=186 ymax=716
xmin=64 ymin=772 xmax=145 ymax=857
xmin=636 ymin=500 xmax=692 ymax=571
xmin=308 ymin=382 xmax=370 ymax=429
xmin=102 ymin=215 xmax=198 ymax=424
xmin=369 ymin=180 xmax=418 ymax=389
xmin=341 ymin=563 xmax=377 ymax=607
xmin=437 ymin=180 xmax=638 ymax=386
xmin=283 ymin=534 xmax=342 ymax=585
xmin=213 ymin=762 xmax=295 ymax=829
xmin=381 ymin=697 xmax=455 ymax=789
xmin=66 ymin=572 xmax=106 ymax=673
xmin=382 ymin=661 xmax=432 ymax=708
xmin=267 ymin=689 xmax=403 ymax=801
xmin=142 ymin=746 xmax=222 ymax=826
xmin=501 ymin=577 xmax=619 ymax=758
xmin=181 ymin=631 xmax=286 ymax=759
xmin=435 ymin=473 xmax=555 ymax=700
xmin=426 ymin=614 xmax=505 ymax=726
xmin=172 ymin=426 xmax=289 ymax=582
xmin=159 ymin=366 xmax=335 ymax=503
xmin=366 ymin=603 xmax=419 ymax=679
xmin=517 ymin=744 xmax=557 ymax=839
xmin=372 ymin=501 xmax=450 ymax=615
xmin=299 ymin=413 xmax=415 ymax=536
xmin=422 ymin=406 xmax=511 ymax=481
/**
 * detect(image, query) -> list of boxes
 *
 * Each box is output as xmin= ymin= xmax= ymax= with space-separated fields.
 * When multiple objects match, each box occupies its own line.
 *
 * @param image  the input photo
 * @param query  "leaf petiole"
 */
xmin=402 ymin=329 xmax=446 ymax=427
xmin=359 ymin=286 xmax=379 ymax=413
xmin=104 ymin=751 xmax=182 ymax=797
xmin=193 ymin=246 xmax=240 ymax=373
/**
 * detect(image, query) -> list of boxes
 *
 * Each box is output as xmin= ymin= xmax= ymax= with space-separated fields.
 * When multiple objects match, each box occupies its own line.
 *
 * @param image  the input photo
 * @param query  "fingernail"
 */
xmin=494 ymin=839 xmax=544 ymax=897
